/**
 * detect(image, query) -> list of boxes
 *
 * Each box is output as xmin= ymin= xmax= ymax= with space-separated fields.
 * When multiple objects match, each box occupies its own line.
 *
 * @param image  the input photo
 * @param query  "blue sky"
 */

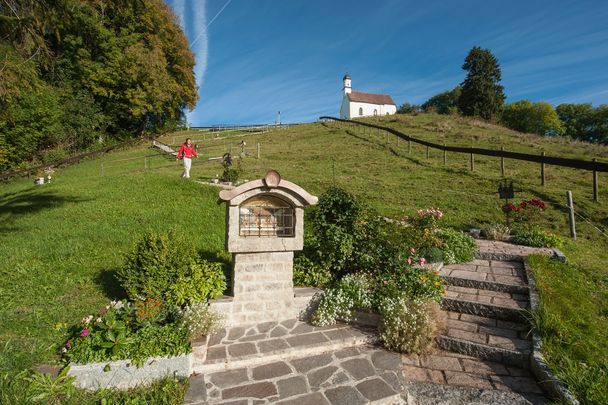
xmin=166 ymin=0 xmax=608 ymax=125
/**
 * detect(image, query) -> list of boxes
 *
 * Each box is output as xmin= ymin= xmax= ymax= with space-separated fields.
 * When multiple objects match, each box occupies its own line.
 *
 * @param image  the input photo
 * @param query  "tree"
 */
xmin=502 ymin=100 xmax=564 ymax=136
xmin=397 ymin=103 xmax=420 ymax=114
xmin=422 ymin=86 xmax=461 ymax=114
xmin=0 ymin=0 xmax=198 ymax=170
xmin=556 ymin=104 xmax=595 ymax=141
xmin=458 ymin=46 xmax=505 ymax=120
xmin=591 ymin=105 xmax=608 ymax=144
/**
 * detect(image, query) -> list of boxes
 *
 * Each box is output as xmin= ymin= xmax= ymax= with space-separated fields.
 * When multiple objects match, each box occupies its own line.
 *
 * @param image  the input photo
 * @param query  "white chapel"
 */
xmin=339 ymin=74 xmax=397 ymax=119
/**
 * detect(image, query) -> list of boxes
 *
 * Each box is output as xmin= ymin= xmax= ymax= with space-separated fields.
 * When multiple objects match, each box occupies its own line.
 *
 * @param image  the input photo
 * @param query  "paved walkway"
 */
xmin=184 ymin=240 xmax=556 ymax=404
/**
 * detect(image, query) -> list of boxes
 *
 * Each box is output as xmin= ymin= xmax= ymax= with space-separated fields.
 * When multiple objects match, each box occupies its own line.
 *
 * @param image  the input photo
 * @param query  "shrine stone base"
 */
xmin=210 ymin=252 xmax=302 ymax=326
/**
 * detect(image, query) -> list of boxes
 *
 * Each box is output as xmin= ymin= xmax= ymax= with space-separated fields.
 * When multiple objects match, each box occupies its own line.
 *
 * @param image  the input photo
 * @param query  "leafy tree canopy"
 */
xmin=0 ymin=0 xmax=197 ymax=171
xmin=422 ymin=86 xmax=461 ymax=115
xmin=502 ymin=100 xmax=564 ymax=136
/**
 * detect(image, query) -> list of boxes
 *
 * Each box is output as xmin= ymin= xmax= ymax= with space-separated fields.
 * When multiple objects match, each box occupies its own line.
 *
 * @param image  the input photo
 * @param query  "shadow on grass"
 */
xmin=95 ymin=269 xmax=128 ymax=300
xmin=0 ymin=190 xmax=91 ymax=232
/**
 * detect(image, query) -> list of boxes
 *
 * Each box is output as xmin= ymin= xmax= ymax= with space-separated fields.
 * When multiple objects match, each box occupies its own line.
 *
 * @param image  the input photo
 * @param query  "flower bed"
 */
xmin=62 ymin=300 xmax=192 ymax=389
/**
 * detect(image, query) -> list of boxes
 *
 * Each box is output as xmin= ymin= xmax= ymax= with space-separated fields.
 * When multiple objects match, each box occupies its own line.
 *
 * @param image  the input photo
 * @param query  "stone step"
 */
xmin=194 ymin=320 xmax=378 ymax=374
xmin=185 ymin=345 xmax=406 ymax=404
xmin=402 ymin=350 xmax=546 ymax=405
xmin=440 ymin=260 xmax=528 ymax=294
xmin=441 ymin=285 xmax=529 ymax=322
xmin=436 ymin=312 xmax=532 ymax=368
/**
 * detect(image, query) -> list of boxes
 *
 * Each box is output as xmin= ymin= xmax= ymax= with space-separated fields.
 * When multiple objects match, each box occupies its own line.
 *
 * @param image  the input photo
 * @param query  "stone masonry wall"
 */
xmin=212 ymin=252 xmax=295 ymax=326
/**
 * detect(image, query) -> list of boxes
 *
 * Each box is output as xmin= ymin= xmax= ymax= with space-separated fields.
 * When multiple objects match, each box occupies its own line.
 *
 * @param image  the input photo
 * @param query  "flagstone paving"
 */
xmin=184 ymin=240 xmax=559 ymax=404
xmin=185 ymin=345 xmax=405 ymax=404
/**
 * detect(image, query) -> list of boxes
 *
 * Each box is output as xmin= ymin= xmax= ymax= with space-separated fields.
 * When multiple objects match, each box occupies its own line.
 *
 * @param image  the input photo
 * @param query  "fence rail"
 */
xmin=0 ymin=143 xmax=127 ymax=181
xmin=320 ymin=117 xmax=608 ymax=172
xmin=321 ymin=116 xmax=605 ymax=201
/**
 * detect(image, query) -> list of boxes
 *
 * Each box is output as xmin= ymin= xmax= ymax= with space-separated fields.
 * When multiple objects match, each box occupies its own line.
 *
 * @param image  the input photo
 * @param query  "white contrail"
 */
xmin=191 ymin=0 xmax=232 ymax=46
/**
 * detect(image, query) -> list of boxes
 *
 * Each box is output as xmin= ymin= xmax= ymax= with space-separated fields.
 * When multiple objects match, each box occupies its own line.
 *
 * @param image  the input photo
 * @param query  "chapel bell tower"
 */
xmin=343 ymin=73 xmax=352 ymax=94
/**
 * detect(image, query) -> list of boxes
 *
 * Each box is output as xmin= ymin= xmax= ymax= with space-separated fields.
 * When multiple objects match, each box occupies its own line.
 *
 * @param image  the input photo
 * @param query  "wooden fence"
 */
xmin=321 ymin=116 xmax=606 ymax=201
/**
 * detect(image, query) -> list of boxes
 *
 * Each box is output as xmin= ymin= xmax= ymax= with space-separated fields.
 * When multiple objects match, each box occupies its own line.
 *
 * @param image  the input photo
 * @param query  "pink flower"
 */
xmin=407 ymin=257 xmax=412 ymax=265
xmin=80 ymin=328 xmax=90 ymax=337
xmin=418 ymin=257 xmax=426 ymax=266
xmin=65 ymin=340 xmax=71 ymax=349
xmin=99 ymin=309 xmax=108 ymax=316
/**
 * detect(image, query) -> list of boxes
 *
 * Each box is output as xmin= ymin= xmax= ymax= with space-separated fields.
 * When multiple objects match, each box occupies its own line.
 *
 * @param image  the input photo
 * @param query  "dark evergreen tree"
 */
xmin=458 ymin=46 xmax=505 ymax=120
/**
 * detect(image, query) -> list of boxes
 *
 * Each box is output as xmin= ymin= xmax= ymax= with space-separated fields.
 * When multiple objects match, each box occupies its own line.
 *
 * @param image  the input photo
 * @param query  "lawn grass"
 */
xmin=1 ymin=113 xmax=607 ymax=403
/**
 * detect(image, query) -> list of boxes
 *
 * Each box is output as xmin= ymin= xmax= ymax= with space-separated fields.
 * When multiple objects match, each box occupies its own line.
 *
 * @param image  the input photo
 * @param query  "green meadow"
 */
xmin=1 ymin=113 xmax=606 ymax=403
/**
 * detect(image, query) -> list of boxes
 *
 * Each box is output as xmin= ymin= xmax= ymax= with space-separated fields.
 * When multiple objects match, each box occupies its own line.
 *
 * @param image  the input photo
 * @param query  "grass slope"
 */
xmin=1 ymin=113 xmax=606 ymax=403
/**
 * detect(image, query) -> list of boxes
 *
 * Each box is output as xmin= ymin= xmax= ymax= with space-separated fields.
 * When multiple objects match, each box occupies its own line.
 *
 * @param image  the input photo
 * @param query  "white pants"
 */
xmin=182 ymin=157 xmax=192 ymax=178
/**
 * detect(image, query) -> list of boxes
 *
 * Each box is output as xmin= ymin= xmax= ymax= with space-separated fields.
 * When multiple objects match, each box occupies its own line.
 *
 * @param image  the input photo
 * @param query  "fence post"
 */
xmin=566 ymin=191 xmax=576 ymax=240
xmin=443 ymin=143 xmax=447 ymax=166
xmin=426 ymin=146 xmax=429 ymax=159
xmin=386 ymin=131 xmax=389 ymax=144
xmin=100 ymin=163 xmax=105 ymax=176
xmin=397 ymin=135 xmax=400 ymax=147
xmin=593 ymin=158 xmax=598 ymax=201
xmin=501 ymin=146 xmax=505 ymax=177
xmin=257 ymin=142 xmax=261 ymax=159
xmin=144 ymin=157 xmax=148 ymax=170
xmin=470 ymin=148 xmax=474 ymax=171
xmin=541 ymin=151 xmax=545 ymax=186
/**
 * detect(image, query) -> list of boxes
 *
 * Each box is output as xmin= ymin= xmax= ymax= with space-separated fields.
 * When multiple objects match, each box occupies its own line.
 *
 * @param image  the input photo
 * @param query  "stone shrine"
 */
xmin=211 ymin=170 xmax=318 ymax=326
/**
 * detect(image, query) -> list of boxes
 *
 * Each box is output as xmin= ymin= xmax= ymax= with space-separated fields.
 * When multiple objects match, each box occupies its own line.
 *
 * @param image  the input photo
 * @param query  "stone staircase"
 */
xmin=185 ymin=320 xmax=406 ymax=404
xmin=437 ymin=258 xmax=533 ymax=370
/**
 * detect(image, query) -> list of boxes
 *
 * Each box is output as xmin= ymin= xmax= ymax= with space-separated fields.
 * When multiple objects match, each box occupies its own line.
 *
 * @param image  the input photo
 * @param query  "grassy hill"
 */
xmin=1 ymin=113 xmax=606 ymax=403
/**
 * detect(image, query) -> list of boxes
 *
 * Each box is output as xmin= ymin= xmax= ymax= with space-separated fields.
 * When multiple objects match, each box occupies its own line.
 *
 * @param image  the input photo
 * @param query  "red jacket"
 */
xmin=176 ymin=144 xmax=198 ymax=159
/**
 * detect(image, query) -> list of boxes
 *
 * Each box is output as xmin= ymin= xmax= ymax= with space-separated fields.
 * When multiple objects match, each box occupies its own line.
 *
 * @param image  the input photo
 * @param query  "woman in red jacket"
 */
xmin=176 ymin=138 xmax=198 ymax=178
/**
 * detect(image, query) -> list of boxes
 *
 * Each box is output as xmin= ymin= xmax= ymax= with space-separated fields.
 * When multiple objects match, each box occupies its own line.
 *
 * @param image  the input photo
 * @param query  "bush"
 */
xmin=377 ymin=265 xmax=445 ymax=304
xmin=180 ymin=302 xmax=224 ymax=339
xmin=310 ymin=273 xmax=374 ymax=327
xmin=379 ymin=298 xmax=440 ymax=354
xmin=165 ymin=260 xmax=226 ymax=306
xmin=512 ymin=229 xmax=563 ymax=248
xmin=117 ymin=230 xmax=226 ymax=305
xmin=293 ymin=256 xmax=334 ymax=287
xmin=438 ymin=228 xmax=477 ymax=264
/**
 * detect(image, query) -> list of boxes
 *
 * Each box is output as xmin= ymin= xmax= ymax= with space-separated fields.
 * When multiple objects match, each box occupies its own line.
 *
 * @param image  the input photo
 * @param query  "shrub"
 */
xmin=438 ymin=228 xmax=477 ymax=264
xmin=293 ymin=256 xmax=334 ymax=287
xmin=180 ymin=302 xmax=224 ymax=339
xmin=117 ymin=230 xmax=226 ymax=305
xmin=310 ymin=273 xmax=373 ymax=327
xmin=165 ymin=260 xmax=226 ymax=306
xmin=512 ymin=229 xmax=563 ymax=248
xmin=377 ymin=265 xmax=445 ymax=304
xmin=379 ymin=297 xmax=440 ymax=354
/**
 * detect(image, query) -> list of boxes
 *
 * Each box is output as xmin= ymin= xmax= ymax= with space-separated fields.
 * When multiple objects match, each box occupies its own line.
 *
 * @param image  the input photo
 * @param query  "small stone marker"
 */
xmin=214 ymin=170 xmax=318 ymax=326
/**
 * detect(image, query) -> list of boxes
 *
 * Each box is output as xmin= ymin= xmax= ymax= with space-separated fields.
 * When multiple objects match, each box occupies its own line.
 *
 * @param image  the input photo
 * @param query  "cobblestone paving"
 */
xmin=186 ymin=345 xmax=405 ymax=404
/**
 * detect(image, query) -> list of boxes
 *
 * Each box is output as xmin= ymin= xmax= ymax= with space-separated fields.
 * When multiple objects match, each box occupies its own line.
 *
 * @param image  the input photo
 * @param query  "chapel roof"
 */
xmin=347 ymin=91 xmax=395 ymax=106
